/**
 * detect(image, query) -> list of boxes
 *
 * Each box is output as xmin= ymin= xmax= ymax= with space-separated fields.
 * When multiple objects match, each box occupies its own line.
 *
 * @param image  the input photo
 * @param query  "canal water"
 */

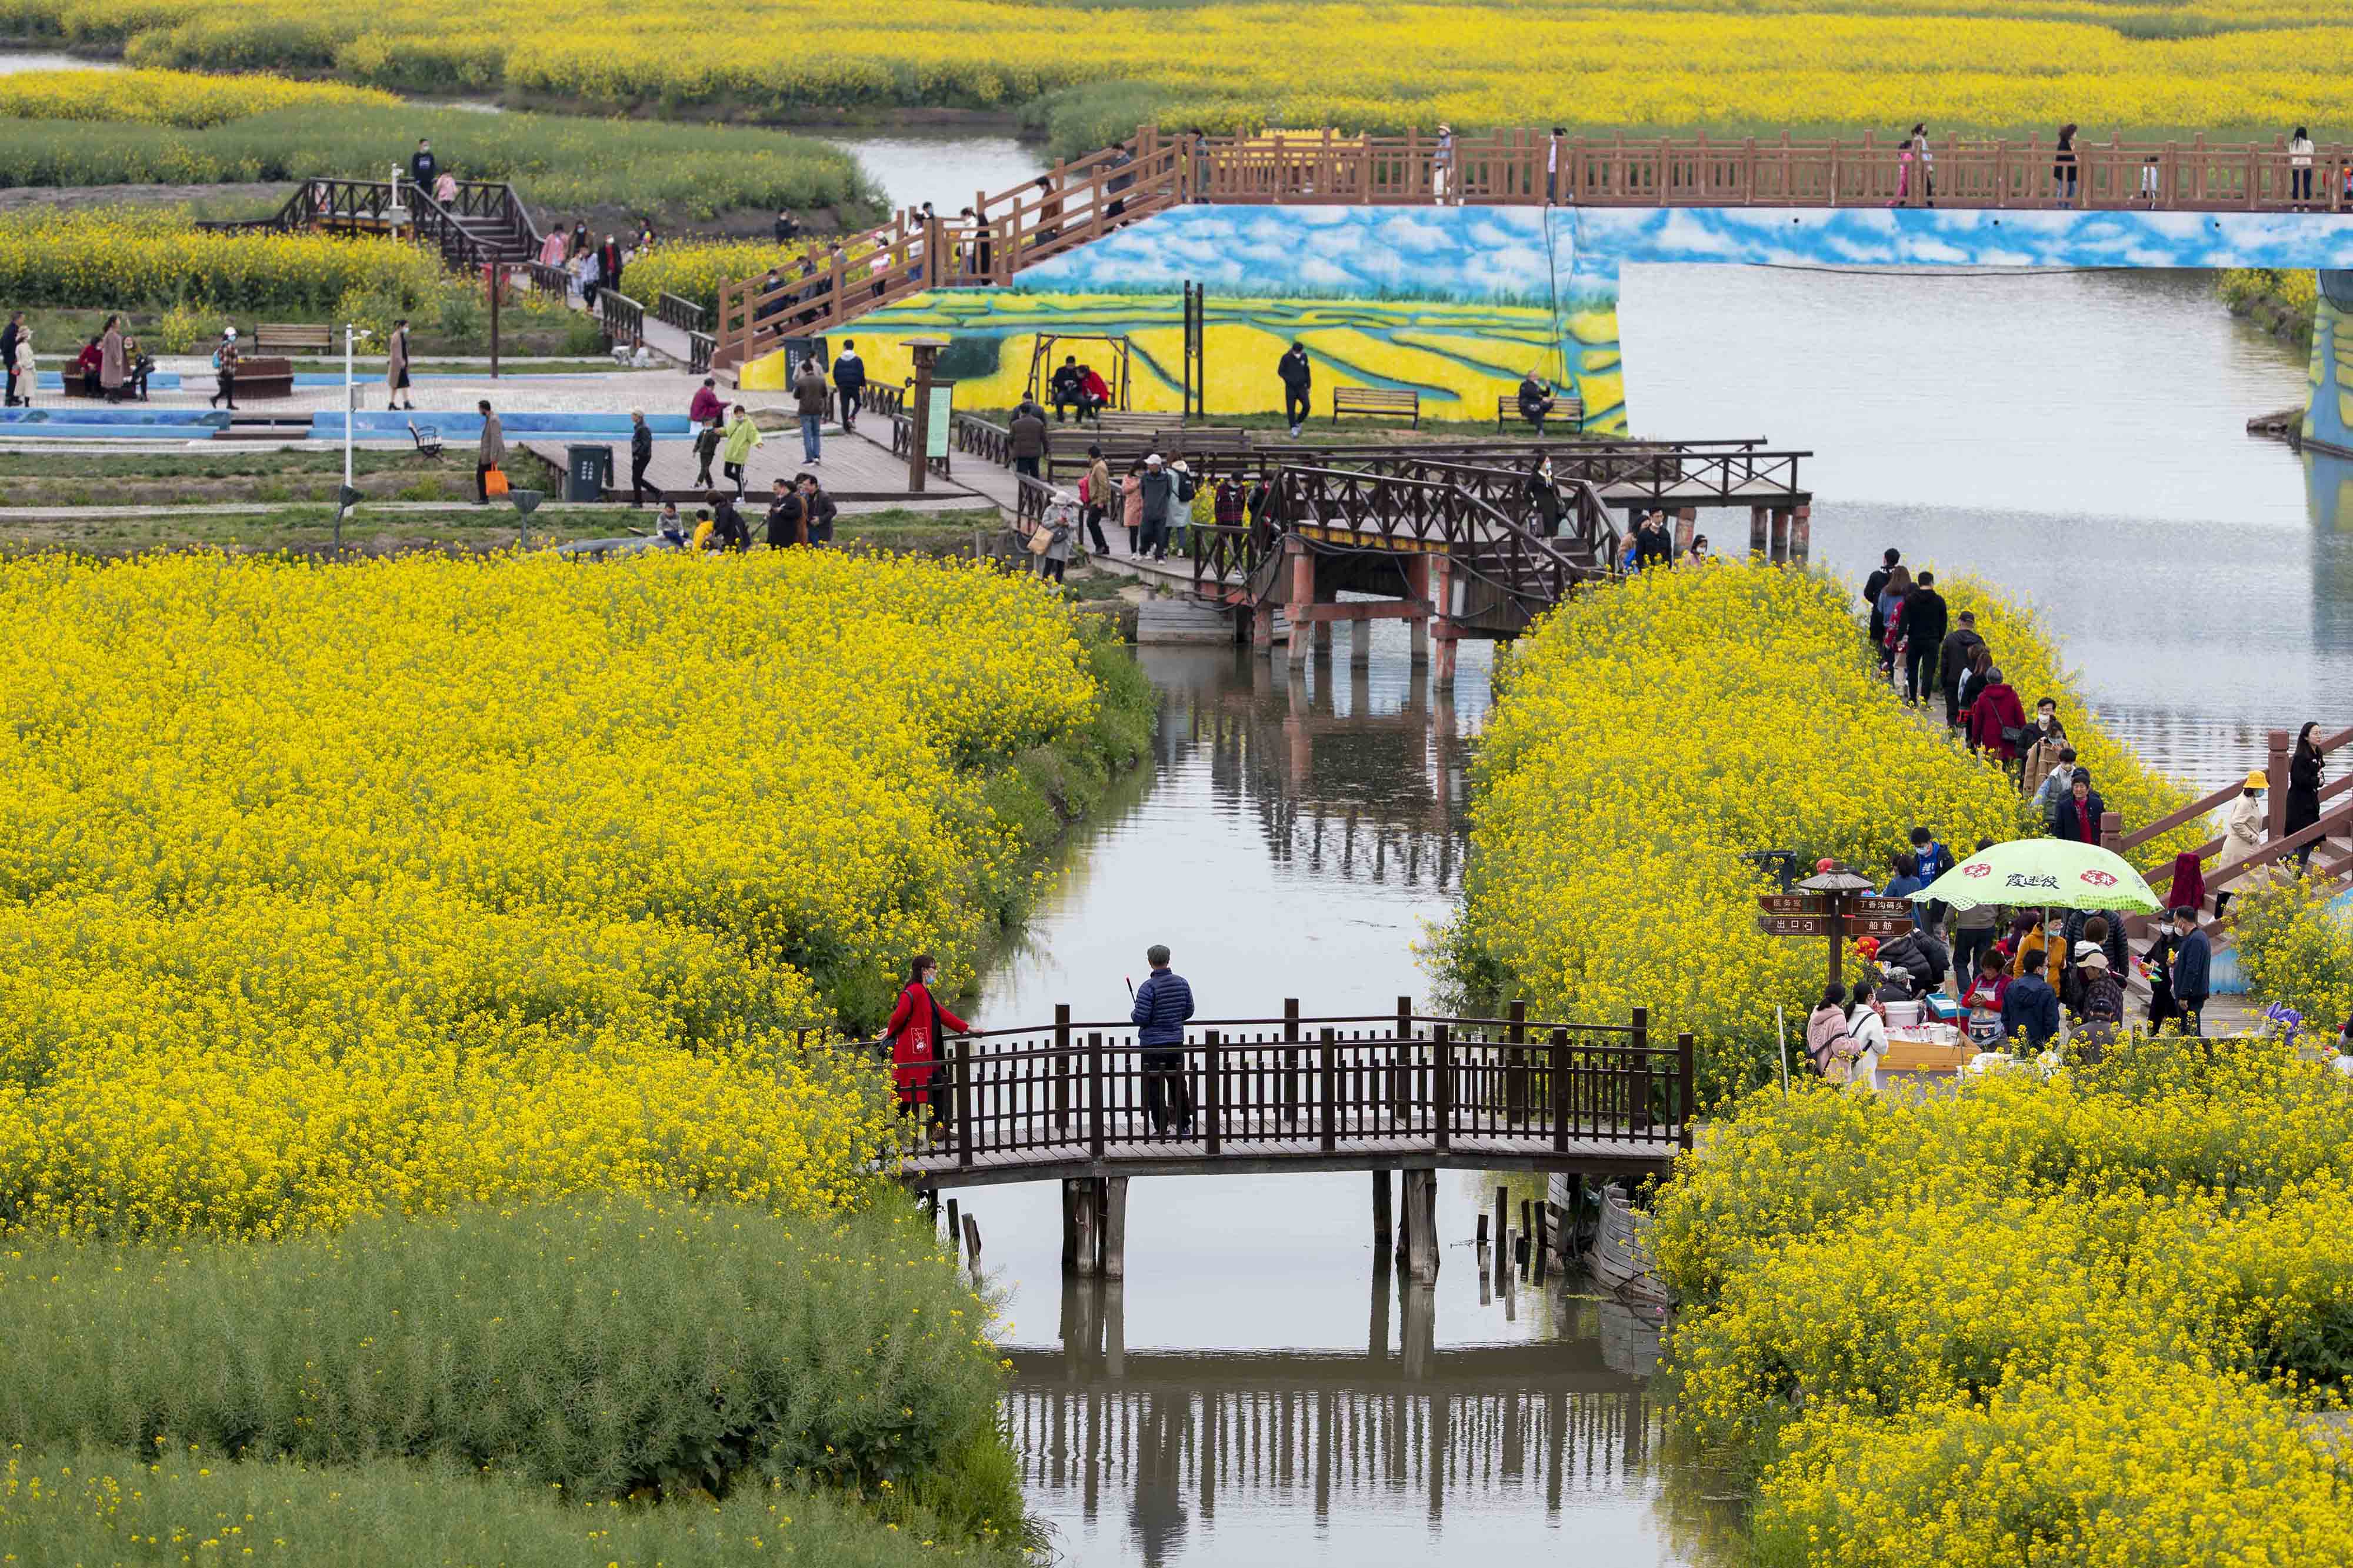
xmin=963 ymin=263 xmax=2328 ymax=1564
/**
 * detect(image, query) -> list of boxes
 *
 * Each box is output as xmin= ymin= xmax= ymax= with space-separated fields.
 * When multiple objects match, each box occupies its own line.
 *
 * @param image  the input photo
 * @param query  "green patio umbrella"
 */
xmin=1911 ymin=838 xmax=2164 ymax=913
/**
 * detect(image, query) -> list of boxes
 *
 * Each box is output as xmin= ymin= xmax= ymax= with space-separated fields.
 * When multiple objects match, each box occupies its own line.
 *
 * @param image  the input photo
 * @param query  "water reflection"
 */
xmin=816 ymin=131 xmax=1048 ymax=213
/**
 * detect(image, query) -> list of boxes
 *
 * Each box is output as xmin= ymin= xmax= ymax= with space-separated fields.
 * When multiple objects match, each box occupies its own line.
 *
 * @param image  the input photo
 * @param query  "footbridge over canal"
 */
xmin=886 ymin=999 xmax=1692 ymax=1284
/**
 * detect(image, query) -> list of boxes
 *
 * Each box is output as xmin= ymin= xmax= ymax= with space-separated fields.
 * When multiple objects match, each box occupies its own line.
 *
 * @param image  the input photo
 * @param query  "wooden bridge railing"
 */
xmin=895 ymin=1000 xmax=1692 ymax=1175
xmin=2108 ymin=723 xmax=2353 ymax=921
xmin=598 ymin=289 xmax=645 ymax=352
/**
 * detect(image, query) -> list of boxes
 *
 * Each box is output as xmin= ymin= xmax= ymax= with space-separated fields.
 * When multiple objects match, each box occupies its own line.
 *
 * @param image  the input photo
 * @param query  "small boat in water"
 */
xmin=1585 ymin=1182 xmax=1671 ymax=1310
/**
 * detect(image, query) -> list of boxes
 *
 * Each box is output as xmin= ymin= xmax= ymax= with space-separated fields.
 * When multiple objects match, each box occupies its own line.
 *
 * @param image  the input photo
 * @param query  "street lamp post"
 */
xmin=337 ymin=323 xmax=372 ymax=552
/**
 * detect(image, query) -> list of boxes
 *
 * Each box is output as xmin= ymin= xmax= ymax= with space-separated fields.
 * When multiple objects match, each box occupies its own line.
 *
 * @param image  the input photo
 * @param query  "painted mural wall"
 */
xmin=741 ymin=205 xmax=2353 ymax=438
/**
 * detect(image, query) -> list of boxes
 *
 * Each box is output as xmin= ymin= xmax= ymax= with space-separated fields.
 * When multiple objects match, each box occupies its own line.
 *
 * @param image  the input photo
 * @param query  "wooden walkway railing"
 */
xmin=2109 ymin=723 xmax=2353 ymax=922
xmin=892 ymin=1000 xmax=1692 ymax=1186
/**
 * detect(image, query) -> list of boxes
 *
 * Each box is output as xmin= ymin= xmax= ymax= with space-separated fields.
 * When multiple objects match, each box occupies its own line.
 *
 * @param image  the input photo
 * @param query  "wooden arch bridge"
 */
xmin=891 ymin=999 xmax=1692 ymax=1282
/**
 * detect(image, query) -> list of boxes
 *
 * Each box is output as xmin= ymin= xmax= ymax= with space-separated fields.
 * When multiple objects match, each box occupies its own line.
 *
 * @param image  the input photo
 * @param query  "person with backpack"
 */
xmin=1165 ymin=459 xmax=1197 ymax=556
xmin=693 ymin=416 xmax=723 ymax=490
xmin=1863 ymin=547 xmax=1900 ymax=648
xmin=831 ymin=339 xmax=865 ymax=434
xmin=1081 ymin=444 xmax=1114 ymax=556
xmin=885 ymin=953 xmax=972 ymax=1140
xmin=1938 ymin=610 xmax=1986 ymax=730
xmin=1805 ymin=983 xmax=1854 ymax=1081
xmin=1138 ymin=455 xmax=1174 ymax=560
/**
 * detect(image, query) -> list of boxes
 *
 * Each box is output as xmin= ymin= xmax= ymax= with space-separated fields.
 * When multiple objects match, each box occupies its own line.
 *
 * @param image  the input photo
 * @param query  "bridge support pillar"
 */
xmin=1788 ymin=503 xmax=1811 ymax=563
xmin=1673 ymin=508 xmax=1697 ymax=553
xmin=1431 ymin=630 xmax=1458 ymax=689
xmin=1748 ymin=505 xmax=1769 ymax=557
xmin=1251 ymin=604 xmax=1274 ymax=658
xmin=1287 ymin=543 xmax=1314 ymax=667
xmin=1372 ymin=1167 xmax=1394 ymax=1256
xmin=1102 ymin=1176 xmax=1128 ymax=1280
xmin=1062 ymin=1177 xmax=1104 ymax=1277
xmin=1312 ymin=613 xmax=1334 ymax=651
xmin=1349 ymin=616 xmax=1371 ymax=668
xmin=1403 ymin=556 xmax=1431 ymax=667
xmin=1401 ymin=1169 xmax=1439 ymax=1283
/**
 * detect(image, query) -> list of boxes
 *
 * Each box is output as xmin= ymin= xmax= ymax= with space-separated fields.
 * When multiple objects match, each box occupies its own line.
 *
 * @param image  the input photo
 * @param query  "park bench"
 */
xmin=255 ymin=323 xmax=333 ymax=356
xmin=1497 ymin=392 xmax=1584 ymax=433
xmin=406 ymin=421 xmax=444 ymax=461
xmin=232 ymin=355 xmax=296 ymax=401
xmin=1159 ymin=427 xmax=1254 ymax=459
xmin=1091 ymin=410 xmax=1162 ymax=435
xmin=1332 ymin=386 xmax=1419 ymax=427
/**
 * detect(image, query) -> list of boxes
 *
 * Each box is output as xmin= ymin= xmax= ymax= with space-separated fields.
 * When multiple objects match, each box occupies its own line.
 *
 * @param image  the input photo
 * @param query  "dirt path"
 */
xmin=0 ymin=181 xmax=293 ymax=212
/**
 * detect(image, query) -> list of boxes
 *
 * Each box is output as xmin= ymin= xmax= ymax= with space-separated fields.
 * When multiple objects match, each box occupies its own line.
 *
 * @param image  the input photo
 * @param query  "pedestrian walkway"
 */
xmin=524 ymin=416 xmax=968 ymax=503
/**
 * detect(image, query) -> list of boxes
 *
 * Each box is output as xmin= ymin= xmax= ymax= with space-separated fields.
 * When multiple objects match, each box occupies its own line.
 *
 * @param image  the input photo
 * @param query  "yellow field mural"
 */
xmin=756 ymin=291 xmax=1628 ymax=433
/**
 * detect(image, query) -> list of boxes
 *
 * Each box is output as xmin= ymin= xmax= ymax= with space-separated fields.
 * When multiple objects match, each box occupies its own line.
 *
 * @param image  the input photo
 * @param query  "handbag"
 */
xmin=484 ymin=466 xmax=510 ymax=498
xmin=1025 ymin=522 xmax=1053 ymax=555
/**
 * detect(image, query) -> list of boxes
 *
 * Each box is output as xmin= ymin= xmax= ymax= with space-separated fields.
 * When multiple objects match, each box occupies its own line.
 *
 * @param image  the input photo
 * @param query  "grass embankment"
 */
xmin=2220 ymin=266 xmax=2320 ymax=354
xmin=1436 ymin=562 xmax=2194 ymax=1100
xmin=0 ymin=68 xmax=883 ymax=229
xmin=1652 ymin=1039 xmax=2353 ymax=1563
xmin=5 ymin=1 xmax=2349 ymax=158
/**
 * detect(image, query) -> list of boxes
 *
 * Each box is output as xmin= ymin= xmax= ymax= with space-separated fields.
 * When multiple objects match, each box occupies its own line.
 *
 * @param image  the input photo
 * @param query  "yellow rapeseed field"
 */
xmin=0 ymin=549 xmax=1116 ymax=1236
xmin=0 ymin=65 xmax=395 ymax=125
xmin=9 ymin=0 xmax=2353 ymax=137
xmin=0 ymin=207 xmax=448 ymax=314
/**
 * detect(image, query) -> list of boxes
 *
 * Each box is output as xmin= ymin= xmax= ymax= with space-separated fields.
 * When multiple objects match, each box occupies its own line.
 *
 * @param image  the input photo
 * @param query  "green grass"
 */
xmin=0 ymin=104 xmax=884 ymax=223
xmin=0 ymin=1452 xmax=1023 ymax=1566
xmin=10 ymin=300 xmax=606 ymax=359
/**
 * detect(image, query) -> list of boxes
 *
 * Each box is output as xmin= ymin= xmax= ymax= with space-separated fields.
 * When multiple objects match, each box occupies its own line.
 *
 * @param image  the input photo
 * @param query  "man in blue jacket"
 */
xmin=2169 ymin=907 xmax=2211 ymax=1038
xmin=2001 ymin=947 xmax=2062 ymax=1050
xmin=1132 ymin=944 xmax=1196 ymax=1136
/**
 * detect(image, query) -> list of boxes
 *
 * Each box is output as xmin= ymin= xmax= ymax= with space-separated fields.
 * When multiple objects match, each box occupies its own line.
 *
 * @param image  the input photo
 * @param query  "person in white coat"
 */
xmin=2214 ymin=770 xmax=2270 ymax=916
xmin=1846 ymin=980 xmax=1889 ymax=1092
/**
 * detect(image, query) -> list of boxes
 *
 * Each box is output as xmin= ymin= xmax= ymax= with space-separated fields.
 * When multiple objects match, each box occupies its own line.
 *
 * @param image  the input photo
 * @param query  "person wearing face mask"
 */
xmin=2213 ymin=771 xmax=2269 ymax=916
xmin=2019 ymin=698 xmax=2069 ymax=796
xmin=1525 ymin=455 xmax=1564 ymax=537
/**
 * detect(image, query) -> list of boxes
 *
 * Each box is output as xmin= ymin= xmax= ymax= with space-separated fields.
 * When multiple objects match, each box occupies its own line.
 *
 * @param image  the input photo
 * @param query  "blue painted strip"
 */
xmin=32 ymin=372 xmax=186 ymax=391
xmin=0 ymin=408 xmax=227 ymax=428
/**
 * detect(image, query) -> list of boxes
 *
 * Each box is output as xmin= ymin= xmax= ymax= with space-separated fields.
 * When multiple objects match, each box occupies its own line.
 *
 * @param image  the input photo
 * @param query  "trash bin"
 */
xmin=565 ymin=443 xmax=614 ymax=502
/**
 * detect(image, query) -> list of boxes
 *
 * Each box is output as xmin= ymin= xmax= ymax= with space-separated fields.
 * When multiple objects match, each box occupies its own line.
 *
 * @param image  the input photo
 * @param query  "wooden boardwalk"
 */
xmin=521 ymin=419 xmax=989 ymax=504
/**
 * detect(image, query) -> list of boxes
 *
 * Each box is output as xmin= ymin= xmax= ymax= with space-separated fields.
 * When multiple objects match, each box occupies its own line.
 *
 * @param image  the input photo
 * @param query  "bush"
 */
xmin=0 ymin=1451 xmax=1021 ymax=1567
xmin=2232 ymin=878 xmax=2353 ymax=1040
xmin=0 ymin=1199 xmax=1015 ymax=1508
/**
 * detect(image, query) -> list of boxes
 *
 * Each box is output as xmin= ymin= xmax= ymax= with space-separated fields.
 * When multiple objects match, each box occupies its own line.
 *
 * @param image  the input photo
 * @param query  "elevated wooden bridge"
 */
xmin=714 ymin=124 xmax=2353 ymax=369
xmin=891 ymin=999 xmax=1690 ymax=1282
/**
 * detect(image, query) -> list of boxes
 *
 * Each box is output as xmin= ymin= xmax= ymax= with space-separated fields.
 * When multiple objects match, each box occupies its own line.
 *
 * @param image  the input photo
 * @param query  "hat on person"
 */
xmin=2077 ymin=946 xmax=2111 ymax=971
xmin=2246 ymin=770 xmax=2269 ymax=789
xmin=1145 ymin=453 xmax=1163 ymax=468
xmin=223 ymin=327 xmax=237 ymax=339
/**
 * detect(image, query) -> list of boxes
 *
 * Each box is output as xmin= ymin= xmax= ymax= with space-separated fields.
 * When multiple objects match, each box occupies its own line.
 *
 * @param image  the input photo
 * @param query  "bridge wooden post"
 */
xmin=1284 ymin=998 xmax=1302 ymax=1125
xmin=1287 ymin=543 xmax=1314 ymax=666
xmin=1087 ymin=1031 xmax=1106 ymax=1162
xmin=1748 ymin=505 xmax=1768 ymax=556
xmin=952 ymin=1033 xmax=974 ymax=1167
xmin=1349 ymin=616 xmax=1371 ymax=668
xmin=1055 ymin=1003 xmax=1071 ymax=1134
xmin=1392 ymin=996 xmax=1412 ymax=1120
xmin=2099 ymin=809 xmax=2123 ymax=856
xmin=1507 ymin=999 xmax=1528 ymax=1127
xmin=1102 ymin=1177 xmax=1128 ymax=1280
xmin=1628 ymin=1006 xmax=1651 ymax=1135
xmin=1678 ymin=1032 xmax=1697 ymax=1152
xmin=1432 ymin=1025 xmax=1452 ymax=1152
xmin=1320 ymin=1027 xmax=1339 ymax=1153
xmin=1203 ymin=1029 xmax=1222 ymax=1155
xmin=1549 ymin=1027 xmax=1571 ymax=1153
xmin=1065 ymin=1179 xmax=1101 ymax=1277
xmin=1402 ymin=1169 xmax=1438 ymax=1283
xmin=2268 ymin=728 xmax=2291 ymax=844
xmin=1788 ymin=502 xmax=1811 ymax=563
xmin=1769 ymin=508 xmax=1791 ymax=562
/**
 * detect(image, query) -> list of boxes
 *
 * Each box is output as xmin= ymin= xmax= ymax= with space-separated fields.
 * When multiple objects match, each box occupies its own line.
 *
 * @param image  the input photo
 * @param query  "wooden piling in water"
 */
xmin=1102 ymin=1176 xmax=1129 ymax=1280
xmin=1372 ymin=1167 xmax=1394 ymax=1256
xmin=962 ymin=1212 xmax=983 ymax=1270
xmin=946 ymin=1197 xmax=962 ymax=1263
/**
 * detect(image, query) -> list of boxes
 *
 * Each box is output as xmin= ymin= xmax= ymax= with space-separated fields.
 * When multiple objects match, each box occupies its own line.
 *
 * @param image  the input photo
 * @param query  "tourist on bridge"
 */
xmin=409 ymin=138 xmax=436 ymax=192
xmin=1863 ymin=547 xmax=1901 ymax=645
xmin=432 ymin=169 xmax=458 ymax=208
xmin=1547 ymin=126 xmax=1567 ymax=205
xmin=2287 ymin=721 xmax=2325 ymax=869
xmin=1937 ymin=610 xmax=1985 ymax=730
xmin=798 ymin=472 xmax=836 ymax=545
xmin=1010 ymin=403 xmax=1049 ymax=478
xmin=1278 ymin=342 xmax=1312 ymax=438
xmin=629 ymin=409 xmax=654 ymax=508
xmin=385 ymin=318 xmax=414 ymax=413
xmin=831 ymin=339 xmax=866 ymax=434
xmin=2000 ymin=948 xmax=2061 ymax=1051
xmin=2168 ymin=908 xmax=2211 ymax=1038
xmin=2052 ymin=124 xmax=2079 ymax=206
xmin=2050 ymin=770 xmax=2107 ymax=845
xmin=1964 ymin=665 xmax=2027 ymax=766
xmin=1165 ymin=460 xmax=1198 ymax=556
xmin=2164 ymin=849 xmax=2207 ymax=924
xmin=765 ymin=476 xmax=804 ymax=548
xmin=2020 ymin=699 xmax=2070 ymax=797
xmin=569 ymin=221 xmax=589 ymax=259
xmin=597 ymin=234 xmax=625 ymax=301
xmin=1432 ymin=122 xmax=1456 ymax=205
xmin=1526 ymin=456 xmax=1564 ymax=536
xmin=537 ymin=226 xmax=568 ymax=271
xmin=2291 ymin=127 xmax=2317 ymax=209
xmin=722 ymin=403 xmax=764 ymax=496
xmin=1083 ymin=445 xmax=1115 ymax=556
xmin=1035 ymin=493 xmax=1076 ymax=583
xmin=1518 ymin=372 xmax=1557 ymax=435
xmin=1121 ymin=461 xmax=1146 ymax=555
xmin=1050 ymin=355 xmax=1088 ymax=423
xmin=886 ymin=953 xmax=972 ymax=1141
xmin=0 ymin=311 xmax=23 ymax=407
xmin=2029 ymin=743 xmax=2079 ymax=827
xmin=2212 ymin=772 xmax=2268 ymax=916
xmin=1131 ymin=945 xmax=1196 ymax=1135
xmin=1139 ymin=455 xmax=1173 ymax=560
xmin=1896 ymin=569 xmax=1947 ymax=706
xmin=793 ymin=359 xmax=829 ymax=464
xmin=474 ymin=399 xmax=504 ymax=505
xmin=1805 ymin=983 xmax=1854 ymax=1080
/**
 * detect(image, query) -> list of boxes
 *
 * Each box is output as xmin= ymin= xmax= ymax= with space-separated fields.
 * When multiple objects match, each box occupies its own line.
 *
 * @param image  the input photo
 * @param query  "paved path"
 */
xmin=524 ymin=417 xmax=986 ymax=503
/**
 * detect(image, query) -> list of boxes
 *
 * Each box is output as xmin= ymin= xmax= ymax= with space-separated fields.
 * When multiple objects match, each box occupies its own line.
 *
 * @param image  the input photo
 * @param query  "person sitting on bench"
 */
xmin=1079 ymin=363 xmax=1111 ymax=419
xmin=1518 ymin=372 xmax=1557 ymax=434
xmin=1049 ymin=355 xmax=1088 ymax=423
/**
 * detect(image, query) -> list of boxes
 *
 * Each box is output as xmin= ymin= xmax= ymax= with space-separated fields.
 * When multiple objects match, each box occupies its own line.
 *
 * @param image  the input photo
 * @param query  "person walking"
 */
xmin=1131 ymin=944 xmax=1197 ymax=1135
xmin=597 ymin=233 xmax=625 ymax=301
xmin=721 ymin=403 xmax=762 ymax=497
xmin=1805 ymin=983 xmax=1854 ymax=1080
xmin=1278 ymin=342 xmax=1312 ymax=436
xmin=1 ymin=311 xmax=23 ymax=408
xmin=2052 ymin=122 xmax=2079 ymax=206
xmin=2291 ymin=126 xmax=2317 ymax=208
xmin=1009 ymin=401 xmax=1048 ymax=479
xmin=792 ymin=359 xmax=828 ymax=464
xmin=2168 ymin=907 xmax=2211 ymax=1038
xmin=689 ymin=376 xmax=724 ymax=429
xmin=1938 ymin=611 xmax=1985 ymax=730
xmin=5 ymin=321 xmax=29 ymax=409
xmin=1863 ymin=546 xmax=1900 ymax=649
xmin=764 ymin=476 xmax=804 ymax=547
xmin=2000 ymin=948 xmax=2062 ymax=1051
xmin=2287 ymin=720 xmax=2324 ymax=869
xmin=1897 ymin=568 xmax=1947 ymax=706
xmin=409 ymin=138 xmax=438 ymax=192
xmin=1121 ymin=461 xmax=1145 ymax=556
xmin=1082 ymin=444 xmax=1114 ymax=556
xmin=629 ymin=409 xmax=655 ymax=508
xmin=693 ymin=416 xmax=722 ymax=490
xmin=1965 ymin=665 xmax=2027 ymax=769
xmin=537 ymin=225 xmax=568 ymax=271
xmin=1138 ymin=455 xmax=1173 ymax=560
xmin=207 ymin=327 xmax=240 ymax=411
xmin=385 ymin=318 xmax=415 ymax=412
xmin=2050 ymin=770 xmax=2107 ymax=844
xmin=885 ymin=954 xmax=972 ymax=1140
xmin=797 ymin=472 xmax=836 ymax=545
xmin=2213 ymin=771 xmax=2268 ymax=915
xmin=474 ymin=399 xmax=504 ymax=505
xmin=1874 ymin=562 xmax=1912 ymax=682
xmin=1949 ymin=860 xmax=2001 ymax=997
xmin=1163 ymin=459 xmax=1196 ymax=559
xmin=2019 ymin=699 xmax=2069 ymax=800
xmin=2030 ymin=745 xmax=2081 ymax=828
xmin=1845 ymin=980 xmax=1888 ymax=1092
xmin=1037 ymin=493 xmax=1075 ymax=584
xmin=98 ymin=315 xmax=125 ymax=403
xmin=569 ymin=220 xmax=590 ymax=261
xmin=2166 ymin=849 xmax=2208 ymax=924
xmin=831 ymin=338 xmax=865 ymax=433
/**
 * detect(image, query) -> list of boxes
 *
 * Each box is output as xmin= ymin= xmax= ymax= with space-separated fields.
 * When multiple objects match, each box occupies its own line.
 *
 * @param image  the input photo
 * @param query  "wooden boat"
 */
xmin=1585 ymin=1181 xmax=1671 ymax=1310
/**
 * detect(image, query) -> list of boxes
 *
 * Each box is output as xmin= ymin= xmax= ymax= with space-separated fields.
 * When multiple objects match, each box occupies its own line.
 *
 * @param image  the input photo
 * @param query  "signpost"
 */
xmin=1755 ymin=863 xmax=1906 ymax=987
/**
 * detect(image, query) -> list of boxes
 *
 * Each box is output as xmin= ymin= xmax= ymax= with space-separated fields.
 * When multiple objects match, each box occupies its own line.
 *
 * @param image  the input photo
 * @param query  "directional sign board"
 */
xmin=1757 ymin=893 xmax=1827 ymax=916
xmin=1845 ymin=915 xmax=1918 ymax=939
xmin=1757 ymin=915 xmax=1831 ymax=937
xmin=1848 ymin=895 xmax=1917 ymax=917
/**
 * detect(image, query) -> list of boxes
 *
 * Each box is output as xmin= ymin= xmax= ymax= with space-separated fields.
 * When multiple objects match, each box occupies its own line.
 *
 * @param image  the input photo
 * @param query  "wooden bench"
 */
xmin=1091 ymin=410 xmax=1162 ymax=435
xmin=255 ymin=323 xmax=332 ymax=356
xmin=231 ymin=355 xmax=295 ymax=401
xmin=1332 ymin=386 xmax=1419 ymax=427
xmin=1160 ymin=428 xmax=1255 ymax=458
xmin=1497 ymin=392 xmax=1584 ymax=433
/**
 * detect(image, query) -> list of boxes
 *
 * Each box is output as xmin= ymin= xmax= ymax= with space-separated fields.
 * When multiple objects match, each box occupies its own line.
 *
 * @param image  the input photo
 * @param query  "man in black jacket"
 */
xmin=1517 ymin=372 xmax=1557 ymax=435
xmin=409 ymin=139 xmax=437 ymax=191
xmin=1938 ymin=610 xmax=1987 ymax=730
xmin=796 ymin=472 xmax=837 ymax=546
xmin=629 ymin=410 xmax=654 ymax=508
xmin=2050 ymin=770 xmax=2108 ymax=844
xmin=0 ymin=311 xmax=21 ymax=406
xmin=706 ymin=489 xmax=750 ymax=551
xmin=1898 ymin=568 xmax=1949 ymax=706
xmin=764 ymin=477 xmax=803 ymax=547
xmin=1278 ymin=342 xmax=1312 ymax=436
xmin=830 ymin=338 xmax=865 ymax=433
xmin=1048 ymin=355 xmax=1087 ymax=423
xmin=1863 ymin=546 xmax=1899 ymax=648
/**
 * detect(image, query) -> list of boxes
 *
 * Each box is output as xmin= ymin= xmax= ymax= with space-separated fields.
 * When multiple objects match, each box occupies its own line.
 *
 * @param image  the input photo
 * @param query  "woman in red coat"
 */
xmin=1965 ymin=666 xmax=2027 ymax=764
xmin=884 ymin=953 xmax=971 ymax=1139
